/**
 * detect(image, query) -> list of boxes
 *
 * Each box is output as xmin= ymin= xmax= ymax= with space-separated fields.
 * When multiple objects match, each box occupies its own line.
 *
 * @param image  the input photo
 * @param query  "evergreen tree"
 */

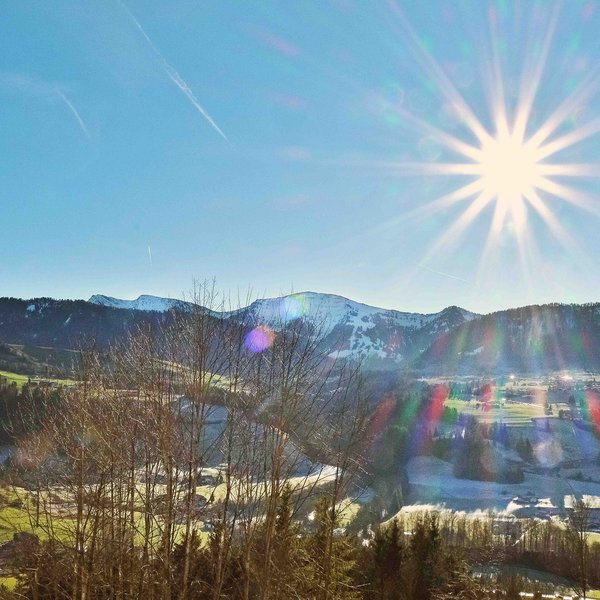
xmin=408 ymin=515 xmax=442 ymax=600
xmin=368 ymin=519 xmax=403 ymax=599
xmin=304 ymin=496 xmax=360 ymax=600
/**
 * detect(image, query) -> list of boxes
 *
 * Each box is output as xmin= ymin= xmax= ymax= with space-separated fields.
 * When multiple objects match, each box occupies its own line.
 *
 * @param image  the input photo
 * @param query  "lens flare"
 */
xmin=244 ymin=325 xmax=275 ymax=353
xmin=585 ymin=390 xmax=600 ymax=433
xmin=534 ymin=439 xmax=563 ymax=467
xmin=367 ymin=393 xmax=396 ymax=440
xmin=279 ymin=293 xmax=309 ymax=321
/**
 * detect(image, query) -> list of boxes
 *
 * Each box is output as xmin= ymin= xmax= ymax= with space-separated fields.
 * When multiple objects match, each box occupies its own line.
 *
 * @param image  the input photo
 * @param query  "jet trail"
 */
xmin=419 ymin=264 xmax=468 ymax=283
xmin=118 ymin=1 xmax=229 ymax=143
xmin=56 ymin=90 xmax=91 ymax=139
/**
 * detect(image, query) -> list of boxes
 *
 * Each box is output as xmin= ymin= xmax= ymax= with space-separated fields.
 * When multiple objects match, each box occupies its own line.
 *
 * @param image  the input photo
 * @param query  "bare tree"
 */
xmin=567 ymin=495 xmax=592 ymax=599
xmin=7 ymin=282 xmax=370 ymax=600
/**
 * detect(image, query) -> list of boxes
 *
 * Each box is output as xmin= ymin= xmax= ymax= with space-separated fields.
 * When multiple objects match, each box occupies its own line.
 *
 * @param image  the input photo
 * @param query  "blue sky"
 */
xmin=3 ymin=1 xmax=600 ymax=314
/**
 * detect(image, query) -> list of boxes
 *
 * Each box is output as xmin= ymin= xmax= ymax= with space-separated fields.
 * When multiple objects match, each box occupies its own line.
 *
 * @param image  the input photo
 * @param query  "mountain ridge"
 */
xmin=2 ymin=293 xmax=600 ymax=376
xmin=415 ymin=301 xmax=600 ymax=375
xmin=88 ymin=292 xmax=478 ymax=364
xmin=88 ymin=291 xmax=475 ymax=321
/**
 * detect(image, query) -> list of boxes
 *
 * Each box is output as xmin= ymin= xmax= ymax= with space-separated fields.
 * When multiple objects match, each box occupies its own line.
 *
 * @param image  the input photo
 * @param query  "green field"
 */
xmin=445 ymin=396 xmax=545 ymax=424
xmin=0 ymin=465 xmax=338 ymax=549
xmin=0 ymin=369 xmax=75 ymax=389
xmin=0 ymin=370 xmax=30 ymax=388
xmin=0 ymin=577 xmax=18 ymax=591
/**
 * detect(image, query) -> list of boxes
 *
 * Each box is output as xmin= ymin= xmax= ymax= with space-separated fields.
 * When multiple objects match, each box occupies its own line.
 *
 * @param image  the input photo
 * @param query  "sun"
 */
xmin=477 ymin=131 xmax=542 ymax=206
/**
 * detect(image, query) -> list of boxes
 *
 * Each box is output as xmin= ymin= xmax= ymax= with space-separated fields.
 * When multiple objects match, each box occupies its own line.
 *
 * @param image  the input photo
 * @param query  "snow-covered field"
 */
xmin=406 ymin=455 xmax=600 ymax=514
xmin=518 ymin=419 xmax=600 ymax=464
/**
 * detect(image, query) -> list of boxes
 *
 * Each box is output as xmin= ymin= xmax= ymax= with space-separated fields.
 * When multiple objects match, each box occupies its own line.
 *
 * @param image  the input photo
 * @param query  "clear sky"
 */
xmin=3 ymin=1 xmax=600 ymax=314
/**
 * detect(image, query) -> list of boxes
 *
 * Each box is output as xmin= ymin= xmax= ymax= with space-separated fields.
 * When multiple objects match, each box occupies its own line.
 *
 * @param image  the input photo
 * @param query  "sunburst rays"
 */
xmin=367 ymin=2 xmax=600 ymax=282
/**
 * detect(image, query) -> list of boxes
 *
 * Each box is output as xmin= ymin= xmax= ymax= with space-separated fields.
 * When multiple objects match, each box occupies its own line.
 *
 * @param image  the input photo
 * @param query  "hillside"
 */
xmin=416 ymin=302 xmax=600 ymax=374
xmin=0 ymin=298 xmax=180 ymax=375
xmin=90 ymin=292 xmax=477 ymax=367
xmin=2 ymin=293 xmax=600 ymax=376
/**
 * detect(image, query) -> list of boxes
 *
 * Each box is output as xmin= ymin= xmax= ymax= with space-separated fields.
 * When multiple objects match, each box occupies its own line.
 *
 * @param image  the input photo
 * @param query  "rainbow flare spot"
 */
xmin=279 ymin=293 xmax=310 ymax=322
xmin=244 ymin=325 xmax=275 ymax=353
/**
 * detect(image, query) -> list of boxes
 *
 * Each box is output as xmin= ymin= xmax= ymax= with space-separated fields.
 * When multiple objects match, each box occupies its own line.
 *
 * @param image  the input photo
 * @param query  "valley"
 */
xmin=1 ymin=292 xmax=600 ymax=596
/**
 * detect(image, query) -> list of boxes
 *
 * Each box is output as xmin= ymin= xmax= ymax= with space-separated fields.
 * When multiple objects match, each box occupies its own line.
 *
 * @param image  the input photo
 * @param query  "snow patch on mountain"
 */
xmin=88 ymin=291 xmax=478 ymax=363
xmin=229 ymin=292 xmax=454 ymax=330
xmin=89 ymin=294 xmax=193 ymax=313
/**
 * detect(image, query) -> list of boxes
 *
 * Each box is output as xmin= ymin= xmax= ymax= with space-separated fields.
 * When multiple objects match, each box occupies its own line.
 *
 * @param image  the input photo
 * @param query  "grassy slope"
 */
xmin=0 ymin=343 xmax=79 ymax=379
xmin=0 ymin=369 xmax=75 ymax=389
xmin=0 ymin=371 xmax=29 ymax=388
xmin=445 ymin=396 xmax=545 ymax=425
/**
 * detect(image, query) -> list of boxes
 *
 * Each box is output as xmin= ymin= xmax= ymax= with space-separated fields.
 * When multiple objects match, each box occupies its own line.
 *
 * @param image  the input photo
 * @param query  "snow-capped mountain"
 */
xmin=231 ymin=293 xmax=477 ymax=363
xmin=225 ymin=292 xmax=454 ymax=329
xmin=89 ymin=292 xmax=477 ymax=364
xmin=89 ymin=294 xmax=194 ymax=313
xmin=7 ymin=292 xmax=600 ymax=375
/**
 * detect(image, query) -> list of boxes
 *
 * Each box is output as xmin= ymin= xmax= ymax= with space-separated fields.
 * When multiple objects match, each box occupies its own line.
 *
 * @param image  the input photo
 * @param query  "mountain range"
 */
xmin=1 ymin=292 xmax=599 ymax=376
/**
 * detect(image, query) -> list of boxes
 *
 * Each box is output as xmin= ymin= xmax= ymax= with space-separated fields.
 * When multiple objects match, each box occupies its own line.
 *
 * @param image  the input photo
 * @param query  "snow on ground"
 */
xmin=495 ymin=446 xmax=524 ymax=463
xmin=563 ymin=464 xmax=600 ymax=482
xmin=406 ymin=455 xmax=600 ymax=513
xmin=286 ymin=464 xmax=339 ymax=490
xmin=564 ymin=494 xmax=600 ymax=508
xmin=174 ymin=399 xmax=336 ymax=482
xmin=462 ymin=346 xmax=483 ymax=356
xmin=520 ymin=419 xmax=600 ymax=463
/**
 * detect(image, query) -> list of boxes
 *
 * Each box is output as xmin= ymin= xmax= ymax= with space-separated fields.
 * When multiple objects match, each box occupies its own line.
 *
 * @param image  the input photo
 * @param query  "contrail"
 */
xmin=56 ymin=90 xmax=91 ymax=139
xmin=0 ymin=73 xmax=91 ymax=140
xmin=148 ymin=246 xmax=153 ymax=264
xmin=118 ymin=0 xmax=229 ymax=143
xmin=419 ymin=264 xmax=468 ymax=282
